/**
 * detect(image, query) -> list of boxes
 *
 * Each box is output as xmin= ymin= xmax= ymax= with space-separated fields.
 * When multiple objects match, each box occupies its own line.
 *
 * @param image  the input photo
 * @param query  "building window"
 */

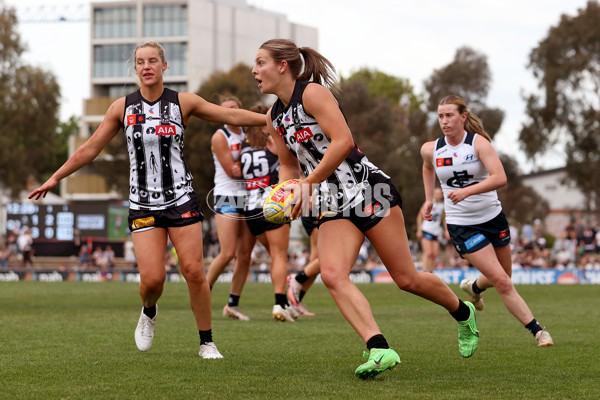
xmin=164 ymin=83 xmax=188 ymax=93
xmin=163 ymin=42 xmax=187 ymax=76
xmin=93 ymin=42 xmax=186 ymax=79
xmin=93 ymin=44 xmax=136 ymax=78
xmin=108 ymin=84 xmax=138 ymax=99
xmin=143 ymin=5 xmax=187 ymax=37
xmin=93 ymin=7 xmax=136 ymax=39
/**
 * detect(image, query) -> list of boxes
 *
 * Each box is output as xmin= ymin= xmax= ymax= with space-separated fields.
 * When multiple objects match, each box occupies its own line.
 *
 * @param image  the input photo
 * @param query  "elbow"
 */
xmin=498 ymin=174 xmax=508 ymax=188
xmin=342 ymin=137 xmax=355 ymax=155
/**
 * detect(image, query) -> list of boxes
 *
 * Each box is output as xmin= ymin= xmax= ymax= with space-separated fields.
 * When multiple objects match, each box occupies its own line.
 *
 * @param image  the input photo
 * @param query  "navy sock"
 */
xmin=366 ymin=334 xmax=389 ymax=350
xmin=525 ymin=318 xmax=543 ymax=336
xmin=449 ymin=299 xmax=471 ymax=322
xmin=199 ymin=329 xmax=213 ymax=345
xmin=275 ymin=293 xmax=288 ymax=307
xmin=143 ymin=305 xmax=156 ymax=319
xmin=228 ymin=293 xmax=240 ymax=307
xmin=472 ymin=280 xmax=485 ymax=294
xmin=295 ymin=271 xmax=310 ymax=284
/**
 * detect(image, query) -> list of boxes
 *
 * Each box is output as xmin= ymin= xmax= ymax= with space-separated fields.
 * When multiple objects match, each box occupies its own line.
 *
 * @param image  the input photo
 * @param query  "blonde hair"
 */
xmin=129 ymin=41 xmax=167 ymax=87
xmin=439 ymin=95 xmax=491 ymax=141
xmin=246 ymin=105 xmax=269 ymax=148
xmin=259 ymin=39 xmax=340 ymax=94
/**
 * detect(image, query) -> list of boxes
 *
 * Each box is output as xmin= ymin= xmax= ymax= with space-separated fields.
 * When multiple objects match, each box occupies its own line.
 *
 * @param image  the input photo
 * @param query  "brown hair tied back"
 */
xmin=259 ymin=39 xmax=340 ymax=94
xmin=246 ymin=105 xmax=269 ymax=149
xmin=439 ymin=95 xmax=491 ymax=142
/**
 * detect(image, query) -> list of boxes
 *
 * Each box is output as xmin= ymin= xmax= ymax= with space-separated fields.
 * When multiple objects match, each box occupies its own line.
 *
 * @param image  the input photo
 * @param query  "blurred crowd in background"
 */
xmin=2 ymin=215 xmax=599 ymax=272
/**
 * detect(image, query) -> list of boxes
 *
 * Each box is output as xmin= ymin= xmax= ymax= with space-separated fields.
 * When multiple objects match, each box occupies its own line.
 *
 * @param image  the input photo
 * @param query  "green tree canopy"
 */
xmin=338 ymin=69 xmax=426 ymax=235
xmin=520 ymin=0 xmax=600 ymax=211
xmin=0 ymin=4 xmax=61 ymax=197
xmin=185 ymin=63 xmax=266 ymax=216
xmin=424 ymin=46 xmax=504 ymax=139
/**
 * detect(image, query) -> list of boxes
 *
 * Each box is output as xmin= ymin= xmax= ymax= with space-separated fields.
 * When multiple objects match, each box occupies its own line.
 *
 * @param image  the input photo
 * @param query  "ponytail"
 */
xmin=298 ymin=47 xmax=340 ymax=94
xmin=259 ymin=39 xmax=340 ymax=94
xmin=464 ymin=109 xmax=491 ymax=142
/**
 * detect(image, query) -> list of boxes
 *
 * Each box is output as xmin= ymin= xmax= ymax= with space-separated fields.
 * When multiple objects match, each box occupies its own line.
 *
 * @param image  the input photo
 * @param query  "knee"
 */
xmin=320 ymin=265 xmax=347 ymax=290
xmin=494 ymin=276 xmax=513 ymax=294
xmin=220 ymin=249 xmax=236 ymax=262
xmin=141 ymin=274 xmax=166 ymax=291
xmin=394 ymin=276 xmax=417 ymax=292
xmin=180 ymin=261 xmax=206 ymax=285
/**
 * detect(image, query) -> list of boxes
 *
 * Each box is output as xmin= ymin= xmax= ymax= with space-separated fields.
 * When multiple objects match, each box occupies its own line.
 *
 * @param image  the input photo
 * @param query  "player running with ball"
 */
xmin=252 ymin=39 xmax=481 ymax=379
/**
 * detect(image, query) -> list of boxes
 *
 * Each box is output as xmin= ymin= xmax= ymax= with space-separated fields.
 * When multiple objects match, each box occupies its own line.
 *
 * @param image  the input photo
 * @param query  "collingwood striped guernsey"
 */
xmin=123 ymin=88 xmax=194 ymax=210
xmin=270 ymin=81 xmax=391 ymax=213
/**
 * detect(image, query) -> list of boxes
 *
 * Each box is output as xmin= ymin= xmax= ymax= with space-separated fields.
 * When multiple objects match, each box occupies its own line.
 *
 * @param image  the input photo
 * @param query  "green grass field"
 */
xmin=0 ymin=281 xmax=598 ymax=399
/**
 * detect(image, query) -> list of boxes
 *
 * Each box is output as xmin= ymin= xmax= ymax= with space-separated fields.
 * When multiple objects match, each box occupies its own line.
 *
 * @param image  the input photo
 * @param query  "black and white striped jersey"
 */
xmin=270 ymin=80 xmax=390 ymax=213
xmin=123 ymin=88 xmax=194 ymax=211
xmin=239 ymin=140 xmax=279 ymax=211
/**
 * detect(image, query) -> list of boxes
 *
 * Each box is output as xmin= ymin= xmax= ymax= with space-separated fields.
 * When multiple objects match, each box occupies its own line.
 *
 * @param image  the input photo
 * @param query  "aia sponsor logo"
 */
xmin=156 ymin=125 xmax=176 ymax=135
xmin=499 ymin=229 xmax=509 ymax=239
xmin=436 ymin=157 xmax=453 ymax=167
xmin=127 ymin=114 xmax=146 ymax=126
xmin=276 ymin=126 xmax=286 ymax=137
xmin=230 ymin=143 xmax=241 ymax=151
xmin=294 ymin=127 xmax=314 ymax=143
xmin=245 ymin=176 xmax=270 ymax=190
xmin=181 ymin=211 xmax=198 ymax=218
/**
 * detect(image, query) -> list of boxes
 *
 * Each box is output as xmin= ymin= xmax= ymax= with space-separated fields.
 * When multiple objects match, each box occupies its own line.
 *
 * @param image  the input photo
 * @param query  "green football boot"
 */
xmin=457 ymin=301 xmax=479 ymax=358
xmin=354 ymin=348 xmax=401 ymax=379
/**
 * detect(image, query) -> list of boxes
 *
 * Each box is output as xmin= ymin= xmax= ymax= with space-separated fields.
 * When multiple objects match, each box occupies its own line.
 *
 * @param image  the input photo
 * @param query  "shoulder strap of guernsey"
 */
xmin=465 ymin=131 xmax=475 ymax=145
xmin=435 ymin=137 xmax=446 ymax=150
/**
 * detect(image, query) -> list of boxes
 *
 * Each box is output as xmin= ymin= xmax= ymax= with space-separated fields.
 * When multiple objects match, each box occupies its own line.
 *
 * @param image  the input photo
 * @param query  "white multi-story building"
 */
xmin=64 ymin=0 xmax=318 ymax=199
xmin=521 ymin=167 xmax=591 ymax=236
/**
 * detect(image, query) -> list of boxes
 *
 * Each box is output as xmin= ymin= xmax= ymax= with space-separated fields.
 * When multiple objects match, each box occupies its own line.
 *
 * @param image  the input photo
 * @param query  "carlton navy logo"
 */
xmin=127 ymin=114 xmax=146 ymax=126
xmin=294 ymin=127 xmax=314 ymax=143
xmin=436 ymin=157 xmax=453 ymax=167
xmin=156 ymin=125 xmax=176 ymax=135
xmin=446 ymin=170 xmax=477 ymax=188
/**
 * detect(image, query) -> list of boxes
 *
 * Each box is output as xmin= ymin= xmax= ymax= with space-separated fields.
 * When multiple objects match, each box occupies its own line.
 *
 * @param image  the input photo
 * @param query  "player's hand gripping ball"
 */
xmin=263 ymin=179 xmax=301 ymax=224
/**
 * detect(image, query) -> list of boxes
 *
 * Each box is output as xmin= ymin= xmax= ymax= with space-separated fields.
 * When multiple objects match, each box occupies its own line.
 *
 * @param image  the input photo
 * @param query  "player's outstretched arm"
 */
xmin=180 ymin=92 xmax=265 ymax=127
xmin=28 ymin=98 xmax=125 ymax=200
